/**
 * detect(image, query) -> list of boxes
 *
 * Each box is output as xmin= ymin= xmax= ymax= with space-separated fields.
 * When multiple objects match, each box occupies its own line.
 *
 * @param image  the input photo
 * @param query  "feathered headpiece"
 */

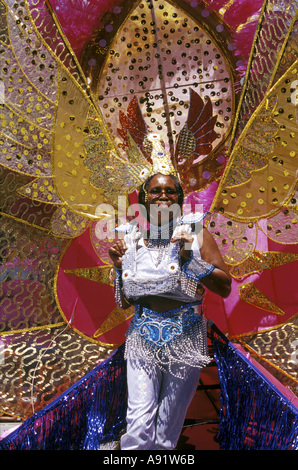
xmin=83 ymin=88 xmax=218 ymax=206
xmin=117 ymin=95 xmax=178 ymax=179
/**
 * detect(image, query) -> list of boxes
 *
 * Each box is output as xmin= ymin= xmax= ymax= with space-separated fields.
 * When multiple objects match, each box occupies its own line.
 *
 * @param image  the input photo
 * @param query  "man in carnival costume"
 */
xmin=109 ymin=134 xmax=231 ymax=451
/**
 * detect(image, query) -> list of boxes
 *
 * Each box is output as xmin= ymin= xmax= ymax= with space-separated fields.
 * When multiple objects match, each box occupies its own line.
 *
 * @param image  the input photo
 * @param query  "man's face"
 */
xmin=145 ymin=174 xmax=181 ymax=225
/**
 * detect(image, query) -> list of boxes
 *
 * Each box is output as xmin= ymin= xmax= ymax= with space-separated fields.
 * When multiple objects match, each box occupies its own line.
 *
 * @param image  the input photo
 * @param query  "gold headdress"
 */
xmin=116 ymin=94 xmax=179 ymax=182
xmin=142 ymin=132 xmax=177 ymax=177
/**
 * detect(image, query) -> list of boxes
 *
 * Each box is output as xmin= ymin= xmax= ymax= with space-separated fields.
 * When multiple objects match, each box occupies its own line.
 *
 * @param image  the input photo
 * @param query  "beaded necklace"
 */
xmin=146 ymin=220 xmax=175 ymax=267
xmin=146 ymin=219 xmax=174 ymax=247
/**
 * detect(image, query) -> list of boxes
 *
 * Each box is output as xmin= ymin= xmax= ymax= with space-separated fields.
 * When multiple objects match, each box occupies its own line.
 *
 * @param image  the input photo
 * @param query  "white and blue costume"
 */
xmin=114 ymin=213 xmax=214 ymax=450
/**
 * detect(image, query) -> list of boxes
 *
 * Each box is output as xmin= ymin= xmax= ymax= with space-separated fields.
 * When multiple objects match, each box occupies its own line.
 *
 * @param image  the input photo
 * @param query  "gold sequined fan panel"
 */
xmin=209 ymin=4 xmax=298 ymax=267
xmin=234 ymin=314 xmax=298 ymax=398
xmin=0 ymin=0 xmax=119 ymax=228
xmin=0 ymin=326 xmax=112 ymax=420
xmin=230 ymin=0 xmax=298 ymax=142
xmin=0 ymin=215 xmax=113 ymax=421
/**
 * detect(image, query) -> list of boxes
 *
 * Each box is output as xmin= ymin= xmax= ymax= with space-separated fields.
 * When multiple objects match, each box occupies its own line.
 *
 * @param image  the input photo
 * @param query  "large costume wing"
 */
xmin=207 ymin=1 xmax=298 ymax=395
xmin=209 ymin=4 xmax=298 ymax=265
xmin=0 ymin=0 xmax=134 ymax=425
xmin=0 ymin=0 xmax=133 ymax=237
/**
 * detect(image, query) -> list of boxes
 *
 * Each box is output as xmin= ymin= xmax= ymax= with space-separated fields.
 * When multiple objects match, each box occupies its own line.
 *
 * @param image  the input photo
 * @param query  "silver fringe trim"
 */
xmin=124 ymin=314 xmax=211 ymax=379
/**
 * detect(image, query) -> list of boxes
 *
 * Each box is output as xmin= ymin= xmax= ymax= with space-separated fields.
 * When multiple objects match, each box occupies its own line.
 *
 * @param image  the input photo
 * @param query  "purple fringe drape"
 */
xmin=1 ymin=330 xmax=298 ymax=450
xmin=211 ymin=328 xmax=298 ymax=450
xmin=0 ymin=344 xmax=127 ymax=450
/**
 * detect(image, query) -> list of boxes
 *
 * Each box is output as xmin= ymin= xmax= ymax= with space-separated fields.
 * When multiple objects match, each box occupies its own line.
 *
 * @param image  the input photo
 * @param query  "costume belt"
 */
xmin=131 ymin=301 xmax=202 ymax=348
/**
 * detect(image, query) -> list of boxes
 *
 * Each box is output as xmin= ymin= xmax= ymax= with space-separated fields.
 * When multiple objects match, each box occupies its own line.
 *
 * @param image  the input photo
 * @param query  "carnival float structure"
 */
xmin=0 ymin=0 xmax=298 ymax=449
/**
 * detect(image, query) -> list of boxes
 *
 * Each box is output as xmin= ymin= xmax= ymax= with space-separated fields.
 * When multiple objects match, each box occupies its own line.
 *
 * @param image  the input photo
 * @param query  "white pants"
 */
xmin=120 ymin=357 xmax=201 ymax=450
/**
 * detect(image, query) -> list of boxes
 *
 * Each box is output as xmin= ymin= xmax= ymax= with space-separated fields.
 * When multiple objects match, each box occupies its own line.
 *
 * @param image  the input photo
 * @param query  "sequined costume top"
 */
xmin=115 ymin=212 xmax=214 ymax=304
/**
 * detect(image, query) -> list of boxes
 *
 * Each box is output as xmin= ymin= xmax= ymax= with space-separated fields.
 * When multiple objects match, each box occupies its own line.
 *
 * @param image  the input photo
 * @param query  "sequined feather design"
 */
xmin=110 ymin=88 xmax=219 ymax=183
xmin=118 ymin=95 xmax=151 ymax=160
xmin=175 ymin=88 xmax=218 ymax=172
